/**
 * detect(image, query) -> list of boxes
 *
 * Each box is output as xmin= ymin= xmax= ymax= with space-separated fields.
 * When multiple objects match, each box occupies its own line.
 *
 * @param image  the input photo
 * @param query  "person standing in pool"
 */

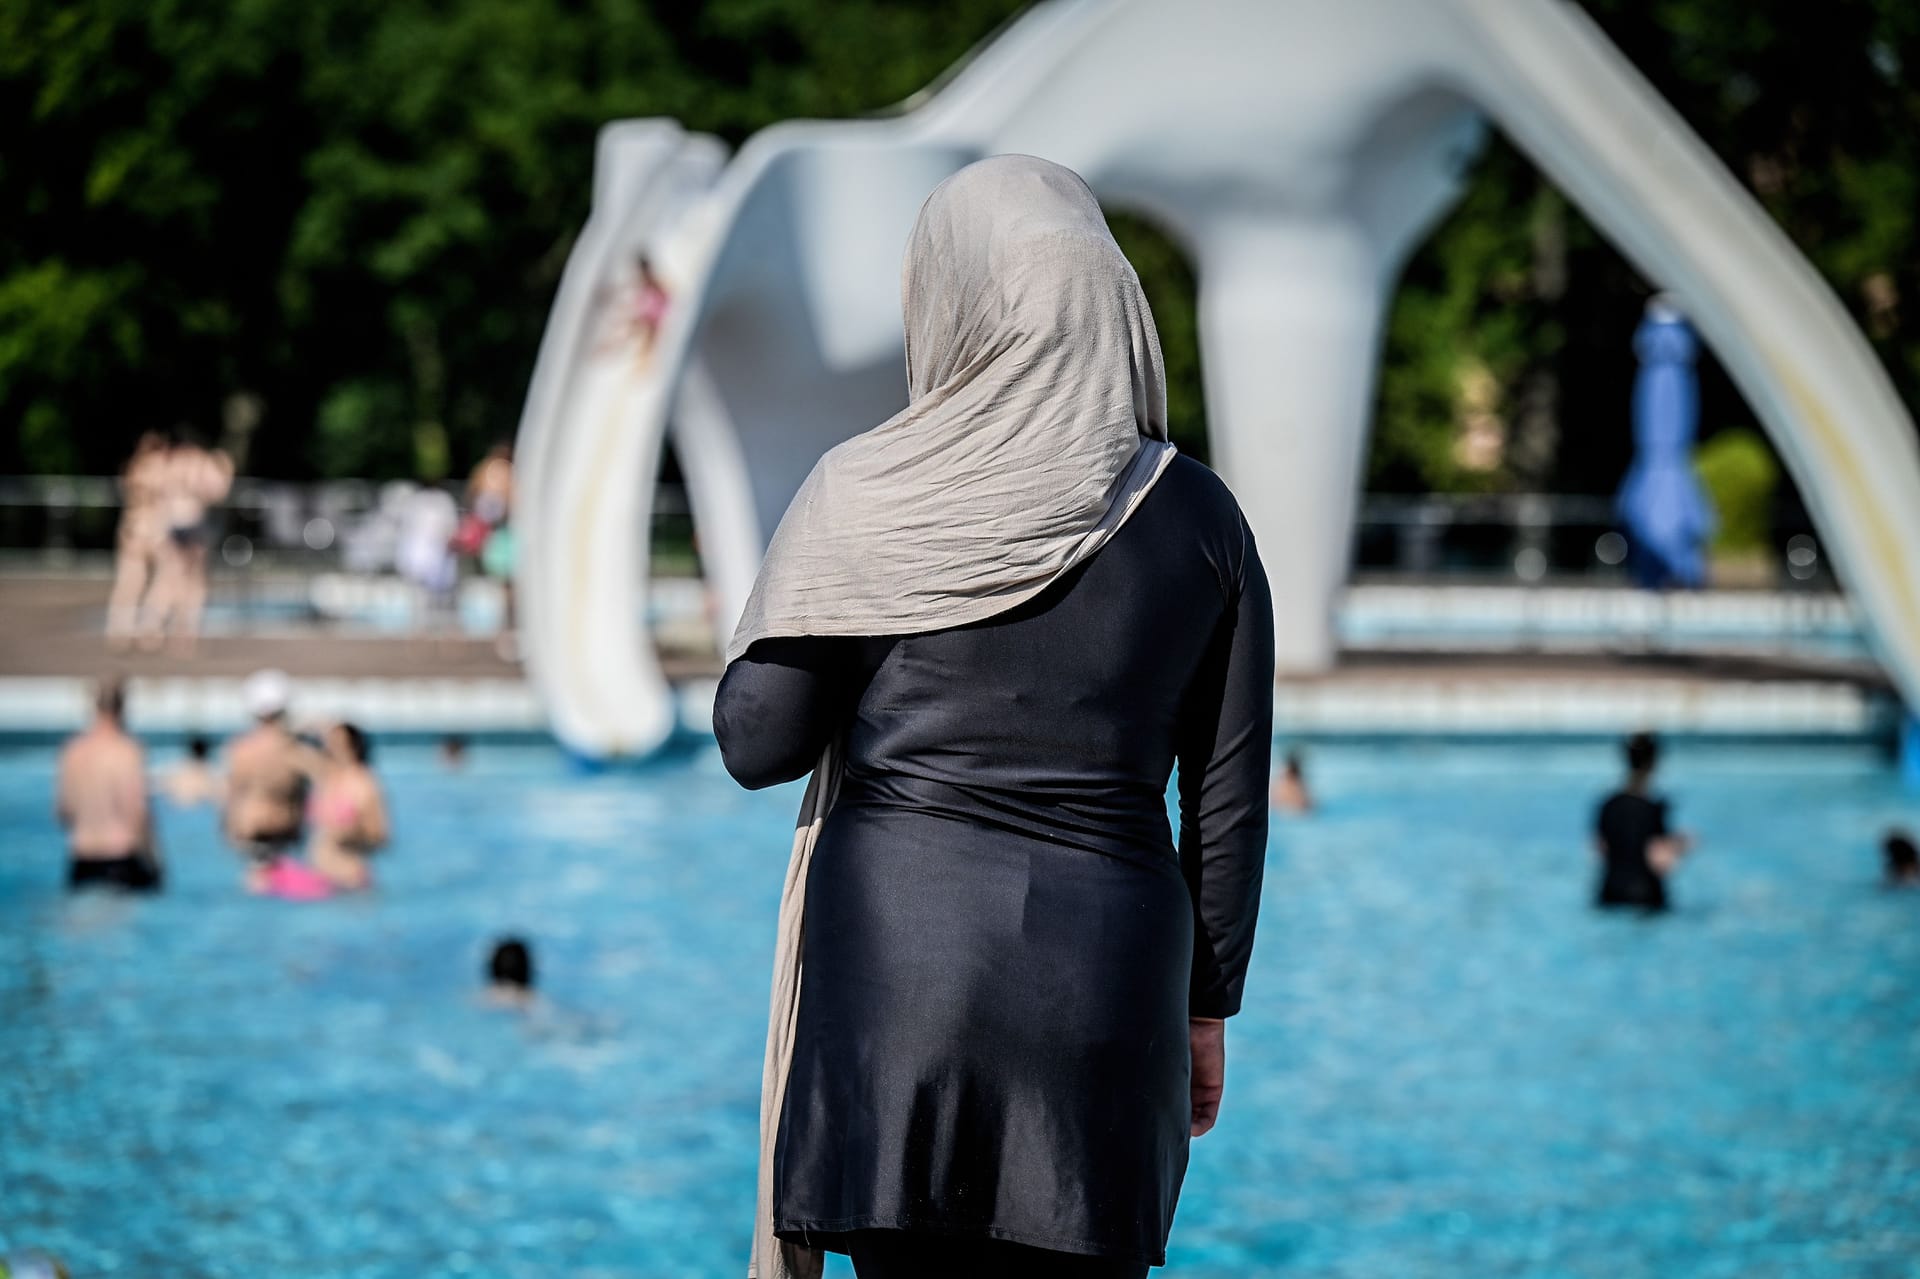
xmin=57 ymin=678 xmax=162 ymax=891
xmin=1594 ymin=731 xmax=1694 ymax=912
xmin=304 ymin=722 xmax=389 ymax=891
xmin=1271 ymin=748 xmax=1313 ymax=814
xmin=714 ymin=157 xmax=1273 ymax=1279
xmin=1882 ymin=829 xmax=1920 ymax=888
xmin=223 ymin=670 xmax=308 ymax=884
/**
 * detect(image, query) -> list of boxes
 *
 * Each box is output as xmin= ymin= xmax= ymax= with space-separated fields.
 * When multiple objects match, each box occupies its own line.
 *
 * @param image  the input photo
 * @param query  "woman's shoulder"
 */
xmin=1155 ymin=453 xmax=1248 ymax=526
xmin=1133 ymin=453 xmax=1259 ymax=597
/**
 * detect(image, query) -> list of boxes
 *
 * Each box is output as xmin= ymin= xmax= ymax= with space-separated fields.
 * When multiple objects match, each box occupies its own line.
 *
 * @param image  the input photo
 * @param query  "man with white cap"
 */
xmin=222 ymin=669 xmax=307 ymax=876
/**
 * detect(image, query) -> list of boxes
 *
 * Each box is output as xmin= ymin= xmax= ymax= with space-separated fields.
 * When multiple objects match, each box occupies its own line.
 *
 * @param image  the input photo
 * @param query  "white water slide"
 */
xmin=514 ymin=0 xmax=1920 ymax=758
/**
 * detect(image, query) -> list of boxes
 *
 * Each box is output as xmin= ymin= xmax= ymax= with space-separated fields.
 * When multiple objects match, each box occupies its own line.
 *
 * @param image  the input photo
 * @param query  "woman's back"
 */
xmin=836 ymin=454 xmax=1261 ymax=858
xmin=714 ymin=453 xmax=1272 ymax=1268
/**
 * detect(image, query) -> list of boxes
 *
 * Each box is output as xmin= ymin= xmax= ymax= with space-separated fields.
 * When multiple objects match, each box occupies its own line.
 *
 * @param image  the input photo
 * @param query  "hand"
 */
xmin=1189 ymin=1017 xmax=1226 ymax=1137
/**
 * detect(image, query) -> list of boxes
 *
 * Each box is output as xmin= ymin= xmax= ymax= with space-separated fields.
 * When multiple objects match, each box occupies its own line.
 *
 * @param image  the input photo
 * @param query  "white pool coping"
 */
xmin=1 ymin=672 xmax=1888 ymax=741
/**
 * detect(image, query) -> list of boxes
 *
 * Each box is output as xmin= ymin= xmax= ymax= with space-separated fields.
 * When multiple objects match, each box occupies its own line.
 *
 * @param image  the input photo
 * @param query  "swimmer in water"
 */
xmin=163 ymin=735 xmax=223 ymax=807
xmin=305 ymin=722 xmax=389 ymax=892
xmin=1593 ymin=732 xmax=1694 ymax=912
xmin=485 ymin=937 xmax=535 ymax=1007
xmin=223 ymin=670 xmax=307 ymax=889
xmin=1270 ymin=749 xmax=1312 ymax=814
xmin=1883 ymin=830 xmax=1920 ymax=888
xmin=58 ymin=678 xmax=162 ymax=892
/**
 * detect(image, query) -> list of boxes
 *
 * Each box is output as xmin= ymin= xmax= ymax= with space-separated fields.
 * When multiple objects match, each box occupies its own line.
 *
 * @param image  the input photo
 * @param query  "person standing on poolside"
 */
xmin=714 ymin=157 xmax=1273 ymax=1279
xmin=143 ymin=435 xmax=234 ymax=653
xmin=106 ymin=432 xmax=170 ymax=647
xmin=1594 ymin=731 xmax=1694 ymax=912
xmin=58 ymin=678 xmax=162 ymax=892
xmin=223 ymin=670 xmax=307 ymax=884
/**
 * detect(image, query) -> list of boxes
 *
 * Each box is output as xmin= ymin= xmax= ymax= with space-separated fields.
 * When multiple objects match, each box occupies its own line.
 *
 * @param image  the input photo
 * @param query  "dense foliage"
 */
xmin=1372 ymin=0 xmax=1920 ymax=497
xmin=3 ymin=0 xmax=1917 ymax=501
xmin=0 ymin=0 xmax=1027 ymax=478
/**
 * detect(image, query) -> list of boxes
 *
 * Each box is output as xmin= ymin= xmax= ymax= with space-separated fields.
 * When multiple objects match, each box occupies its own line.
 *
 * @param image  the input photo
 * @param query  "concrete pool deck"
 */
xmin=0 ymin=574 xmax=1899 ymax=739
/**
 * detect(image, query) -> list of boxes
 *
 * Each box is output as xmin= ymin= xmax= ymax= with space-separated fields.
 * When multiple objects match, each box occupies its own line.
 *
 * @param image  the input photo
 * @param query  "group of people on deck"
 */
xmin=55 ymin=669 xmax=388 ymax=897
xmin=107 ymin=432 xmax=234 ymax=654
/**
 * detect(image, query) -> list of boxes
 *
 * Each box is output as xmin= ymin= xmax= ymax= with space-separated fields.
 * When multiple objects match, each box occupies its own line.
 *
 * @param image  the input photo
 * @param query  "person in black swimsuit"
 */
xmin=58 ymin=678 xmax=162 ymax=892
xmin=1883 ymin=829 xmax=1920 ymax=888
xmin=1594 ymin=732 xmax=1693 ymax=912
xmin=716 ymin=455 xmax=1273 ymax=1276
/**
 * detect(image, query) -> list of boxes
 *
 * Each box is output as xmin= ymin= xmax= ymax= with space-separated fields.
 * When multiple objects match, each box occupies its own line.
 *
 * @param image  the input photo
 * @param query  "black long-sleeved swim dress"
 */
xmin=713 ymin=455 xmax=1275 ymax=1267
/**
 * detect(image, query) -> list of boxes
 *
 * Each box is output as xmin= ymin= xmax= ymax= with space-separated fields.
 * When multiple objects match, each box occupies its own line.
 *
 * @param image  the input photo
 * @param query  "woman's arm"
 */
xmin=1175 ymin=519 xmax=1277 ymax=1022
xmin=713 ymin=637 xmax=864 ymax=790
xmin=357 ymin=775 xmax=390 ymax=851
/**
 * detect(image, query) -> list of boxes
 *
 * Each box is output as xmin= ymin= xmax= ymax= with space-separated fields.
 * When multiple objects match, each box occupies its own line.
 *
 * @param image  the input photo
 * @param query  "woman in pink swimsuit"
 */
xmin=306 ymin=723 xmax=389 ymax=891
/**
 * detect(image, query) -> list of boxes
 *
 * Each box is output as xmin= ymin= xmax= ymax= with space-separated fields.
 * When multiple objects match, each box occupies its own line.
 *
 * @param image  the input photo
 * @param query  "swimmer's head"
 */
xmin=243 ymin=668 xmax=291 ymax=723
xmin=488 ymin=938 xmax=534 ymax=991
xmin=1284 ymin=750 xmax=1304 ymax=778
xmin=1884 ymin=830 xmax=1920 ymax=883
xmin=188 ymin=735 xmax=211 ymax=760
xmin=95 ymin=677 xmax=126 ymax=725
xmin=1624 ymin=731 xmax=1660 ymax=776
xmin=328 ymin=722 xmax=371 ymax=765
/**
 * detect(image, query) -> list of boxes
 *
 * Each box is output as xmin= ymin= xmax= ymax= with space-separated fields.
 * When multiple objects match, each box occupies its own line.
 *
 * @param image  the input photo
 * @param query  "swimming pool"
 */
xmin=2 ymin=739 xmax=1916 ymax=1276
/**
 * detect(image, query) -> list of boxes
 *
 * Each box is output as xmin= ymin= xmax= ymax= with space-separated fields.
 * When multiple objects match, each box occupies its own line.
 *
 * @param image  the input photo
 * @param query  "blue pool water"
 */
xmin=3 ymin=740 xmax=1917 ymax=1277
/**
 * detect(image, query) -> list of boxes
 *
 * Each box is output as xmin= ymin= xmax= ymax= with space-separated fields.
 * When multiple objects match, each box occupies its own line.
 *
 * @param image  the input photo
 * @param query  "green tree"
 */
xmin=5 ymin=0 xmax=1918 ymax=502
xmin=0 ymin=0 xmax=1026 ymax=479
xmin=1372 ymin=0 xmax=1920 ymax=500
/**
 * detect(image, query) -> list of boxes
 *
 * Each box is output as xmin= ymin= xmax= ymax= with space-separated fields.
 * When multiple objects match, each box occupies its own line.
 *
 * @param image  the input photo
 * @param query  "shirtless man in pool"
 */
xmin=58 ymin=678 xmax=162 ymax=891
xmin=223 ymin=670 xmax=307 ymax=883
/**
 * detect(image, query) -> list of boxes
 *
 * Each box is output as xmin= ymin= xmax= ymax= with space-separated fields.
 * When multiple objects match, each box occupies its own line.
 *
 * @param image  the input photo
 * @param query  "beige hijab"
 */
xmin=736 ymin=154 xmax=1177 ymax=1279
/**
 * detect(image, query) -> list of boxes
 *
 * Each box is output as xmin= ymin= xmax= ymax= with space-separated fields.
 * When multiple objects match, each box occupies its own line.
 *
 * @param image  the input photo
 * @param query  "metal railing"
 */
xmin=1350 ymin=492 xmax=1833 ymax=588
xmin=0 ymin=476 xmax=1831 ymax=587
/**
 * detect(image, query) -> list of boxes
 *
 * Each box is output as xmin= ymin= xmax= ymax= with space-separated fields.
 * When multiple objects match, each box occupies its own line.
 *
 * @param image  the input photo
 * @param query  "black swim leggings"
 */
xmin=844 ymin=1230 xmax=1150 ymax=1279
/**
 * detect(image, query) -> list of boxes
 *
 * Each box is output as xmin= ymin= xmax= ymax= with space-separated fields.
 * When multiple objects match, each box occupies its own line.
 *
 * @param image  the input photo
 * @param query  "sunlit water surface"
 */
xmin=3 ymin=740 xmax=1917 ymax=1277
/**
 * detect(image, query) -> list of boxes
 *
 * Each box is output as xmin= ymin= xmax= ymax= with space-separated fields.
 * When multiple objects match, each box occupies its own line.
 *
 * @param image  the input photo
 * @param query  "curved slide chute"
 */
xmin=519 ymin=0 xmax=1920 ymax=758
xmin=1447 ymin=0 xmax=1920 ymax=700
xmin=512 ymin=122 xmax=725 ymax=755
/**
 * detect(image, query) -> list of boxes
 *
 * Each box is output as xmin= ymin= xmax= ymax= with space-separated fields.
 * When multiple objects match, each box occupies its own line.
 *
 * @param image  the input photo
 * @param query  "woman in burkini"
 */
xmin=714 ymin=156 xmax=1274 ymax=1279
xmin=305 ymin=722 xmax=388 ymax=890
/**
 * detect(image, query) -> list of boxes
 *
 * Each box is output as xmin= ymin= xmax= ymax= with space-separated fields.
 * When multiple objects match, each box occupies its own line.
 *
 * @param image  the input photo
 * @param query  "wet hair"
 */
xmin=1284 ymin=750 xmax=1304 ymax=778
xmin=1625 ymin=731 xmax=1660 ymax=775
xmin=488 ymin=938 xmax=534 ymax=990
xmin=95 ymin=677 xmax=126 ymax=722
xmin=441 ymin=734 xmax=468 ymax=760
xmin=1885 ymin=830 xmax=1920 ymax=881
xmin=336 ymin=722 xmax=371 ymax=764
xmin=188 ymin=735 xmax=211 ymax=760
